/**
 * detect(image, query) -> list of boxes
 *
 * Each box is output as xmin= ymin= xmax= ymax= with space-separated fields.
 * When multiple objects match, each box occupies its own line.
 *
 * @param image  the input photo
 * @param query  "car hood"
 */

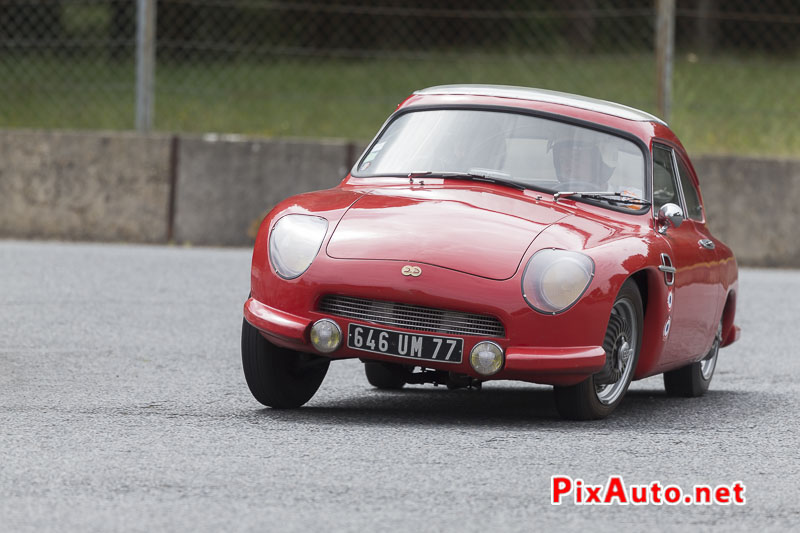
xmin=326 ymin=186 xmax=571 ymax=280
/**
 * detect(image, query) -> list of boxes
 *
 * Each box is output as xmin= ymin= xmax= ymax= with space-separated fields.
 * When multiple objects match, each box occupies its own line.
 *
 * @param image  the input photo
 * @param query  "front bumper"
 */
xmin=244 ymin=296 xmax=606 ymax=386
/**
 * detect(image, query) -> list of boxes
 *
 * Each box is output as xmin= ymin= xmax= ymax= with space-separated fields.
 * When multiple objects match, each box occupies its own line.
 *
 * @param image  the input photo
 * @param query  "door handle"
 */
xmin=699 ymin=239 xmax=715 ymax=250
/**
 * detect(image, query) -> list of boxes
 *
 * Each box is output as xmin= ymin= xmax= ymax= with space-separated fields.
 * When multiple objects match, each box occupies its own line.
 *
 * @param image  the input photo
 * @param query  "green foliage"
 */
xmin=1 ymin=53 xmax=797 ymax=157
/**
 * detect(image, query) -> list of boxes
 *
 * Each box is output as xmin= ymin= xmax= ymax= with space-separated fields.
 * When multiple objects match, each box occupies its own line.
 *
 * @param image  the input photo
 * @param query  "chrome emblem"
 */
xmin=401 ymin=265 xmax=422 ymax=277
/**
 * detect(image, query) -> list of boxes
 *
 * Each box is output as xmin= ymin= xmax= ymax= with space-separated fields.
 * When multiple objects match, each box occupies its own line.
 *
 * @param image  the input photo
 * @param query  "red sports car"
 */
xmin=242 ymin=85 xmax=740 ymax=420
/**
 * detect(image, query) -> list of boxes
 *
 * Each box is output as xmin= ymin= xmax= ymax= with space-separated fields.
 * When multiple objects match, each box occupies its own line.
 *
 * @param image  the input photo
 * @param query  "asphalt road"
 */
xmin=2 ymin=240 xmax=798 ymax=532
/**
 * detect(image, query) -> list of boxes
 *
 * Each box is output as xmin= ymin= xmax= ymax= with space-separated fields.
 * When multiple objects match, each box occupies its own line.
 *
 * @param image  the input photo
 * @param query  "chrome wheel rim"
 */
xmin=595 ymin=298 xmax=637 ymax=405
xmin=700 ymin=321 xmax=723 ymax=380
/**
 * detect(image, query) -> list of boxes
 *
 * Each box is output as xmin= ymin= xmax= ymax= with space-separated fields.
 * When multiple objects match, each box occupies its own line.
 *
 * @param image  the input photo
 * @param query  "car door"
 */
xmin=674 ymin=151 xmax=725 ymax=335
xmin=652 ymin=143 xmax=721 ymax=365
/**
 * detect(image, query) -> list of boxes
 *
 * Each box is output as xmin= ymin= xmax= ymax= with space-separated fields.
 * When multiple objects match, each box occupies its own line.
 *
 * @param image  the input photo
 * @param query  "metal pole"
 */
xmin=135 ymin=0 xmax=156 ymax=131
xmin=655 ymin=0 xmax=675 ymax=123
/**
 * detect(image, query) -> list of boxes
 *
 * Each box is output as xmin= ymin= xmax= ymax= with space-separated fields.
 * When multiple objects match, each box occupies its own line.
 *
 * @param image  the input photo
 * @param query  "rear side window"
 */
xmin=652 ymin=145 xmax=680 ymax=212
xmin=676 ymin=157 xmax=704 ymax=221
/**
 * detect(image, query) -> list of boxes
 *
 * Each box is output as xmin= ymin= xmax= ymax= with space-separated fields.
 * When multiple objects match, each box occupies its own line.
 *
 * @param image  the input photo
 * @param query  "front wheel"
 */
xmin=554 ymin=279 xmax=643 ymax=420
xmin=663 ymin=319 xmax=722 ymax=397
xmin=241 ymin=319 xmax=330 ymax=408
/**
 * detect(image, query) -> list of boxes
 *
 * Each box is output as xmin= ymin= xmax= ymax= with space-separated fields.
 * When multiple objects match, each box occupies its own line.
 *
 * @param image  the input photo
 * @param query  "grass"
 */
xmin=1 ymin=52 xmax=798 ymax=156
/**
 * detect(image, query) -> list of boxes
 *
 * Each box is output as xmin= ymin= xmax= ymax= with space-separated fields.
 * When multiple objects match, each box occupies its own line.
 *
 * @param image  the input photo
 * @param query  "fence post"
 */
xmin=655 ymin=0 xmax=675 ymax=122
xmin=135 ymin=0 xmax=157 ymax=131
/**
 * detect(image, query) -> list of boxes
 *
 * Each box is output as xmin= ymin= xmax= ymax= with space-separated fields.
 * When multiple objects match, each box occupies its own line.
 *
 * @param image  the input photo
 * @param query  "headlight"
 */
xmin=470 ymin=341 xmax=504 ymax=376
xmin=522 ymin=249 xmax=594 ymax=314
xmin=269 ymin=214 xmax=328 ymax=279
xmin=310 ymin=319 xmax=342 ymax=353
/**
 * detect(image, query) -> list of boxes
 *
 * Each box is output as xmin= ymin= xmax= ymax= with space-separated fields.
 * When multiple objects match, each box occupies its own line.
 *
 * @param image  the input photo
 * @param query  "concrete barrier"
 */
xmin=0 ymin=128 xmax=798 ymax=267
xmin=0 ymin=130 xmax=172 ymax=243
xmin=695 ymin=155 xmax=800 ymax=267
xmin=172 ymin=135 xmax=360 ymax=246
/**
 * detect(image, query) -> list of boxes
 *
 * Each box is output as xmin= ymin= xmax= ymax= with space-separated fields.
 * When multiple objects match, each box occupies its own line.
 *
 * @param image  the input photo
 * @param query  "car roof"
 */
xmin=414 ymin=85 xmax=667 ymax=126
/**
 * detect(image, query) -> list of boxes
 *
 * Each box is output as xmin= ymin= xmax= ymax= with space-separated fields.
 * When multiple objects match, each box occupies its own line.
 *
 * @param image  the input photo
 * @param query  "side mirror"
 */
xmin=657 ymin=203 xmax=684 ymax=234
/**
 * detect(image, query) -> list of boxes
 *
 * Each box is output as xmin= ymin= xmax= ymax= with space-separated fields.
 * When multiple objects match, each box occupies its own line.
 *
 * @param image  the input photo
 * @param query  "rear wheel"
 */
xmin=241 ymin=319 xmax=330 ymax=408
xmin=663 ymin=319 xmax=723 ymax=397
xmin=364 ymin=361 xmax=411 ymax=390
xmin=554 ymin=279 xmax=643 ymax=420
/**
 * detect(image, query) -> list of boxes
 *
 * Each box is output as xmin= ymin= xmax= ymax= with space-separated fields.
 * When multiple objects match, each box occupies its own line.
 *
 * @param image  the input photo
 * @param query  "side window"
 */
xmin=652 ymin=145 xmax=680 ymax=212
xmin=675 ymin=157 xmax=704 ymax=221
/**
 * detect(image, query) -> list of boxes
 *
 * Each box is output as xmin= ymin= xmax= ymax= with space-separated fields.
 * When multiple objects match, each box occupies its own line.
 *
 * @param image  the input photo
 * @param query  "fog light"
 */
xmin=469 ymin=341 xmax=504 ymax=376
xmin=310 ymin=319 xmax=342 ymax=353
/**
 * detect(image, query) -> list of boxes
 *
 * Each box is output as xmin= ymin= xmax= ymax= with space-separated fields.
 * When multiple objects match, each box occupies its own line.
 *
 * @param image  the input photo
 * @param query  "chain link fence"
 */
xmin=1 ymin=0 xmax=798 ymax=155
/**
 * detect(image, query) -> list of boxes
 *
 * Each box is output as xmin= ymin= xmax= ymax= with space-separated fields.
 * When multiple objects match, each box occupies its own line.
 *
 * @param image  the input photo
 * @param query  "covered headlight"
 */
xmin=269 ymin=214 xmax=328 ymax=279
xmin=522 ymin=249 xmax=594 ymax=314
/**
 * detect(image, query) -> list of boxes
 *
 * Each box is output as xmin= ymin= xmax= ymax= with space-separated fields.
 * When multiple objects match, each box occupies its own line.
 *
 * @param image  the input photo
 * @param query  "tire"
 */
xmin=554 ymin=279 xmax=643 ymax=420
xmin=241 ymin=319 xmax=330 ymax=408
xmin=663 ymin=319 xmax=723 ymax=397
xmin=364 ymin=361 xmax=411 ymax=390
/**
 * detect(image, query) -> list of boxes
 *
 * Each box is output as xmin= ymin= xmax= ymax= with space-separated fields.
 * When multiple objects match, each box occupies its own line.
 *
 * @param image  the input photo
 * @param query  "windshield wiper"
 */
xmin=408 ymin=170 xmax=528 ymax=191
xmin=553 ymin=191 xmax=651 ymax=207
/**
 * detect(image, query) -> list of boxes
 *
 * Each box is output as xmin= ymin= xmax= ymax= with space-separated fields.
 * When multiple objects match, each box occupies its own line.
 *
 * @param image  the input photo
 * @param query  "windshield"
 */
xmin=354 ymin=109 xmax=647 ymax=202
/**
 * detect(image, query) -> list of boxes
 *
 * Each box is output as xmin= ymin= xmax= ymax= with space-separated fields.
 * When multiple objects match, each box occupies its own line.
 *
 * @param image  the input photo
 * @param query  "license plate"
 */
xmin=347 ymin=324 xmax=463 ymax=363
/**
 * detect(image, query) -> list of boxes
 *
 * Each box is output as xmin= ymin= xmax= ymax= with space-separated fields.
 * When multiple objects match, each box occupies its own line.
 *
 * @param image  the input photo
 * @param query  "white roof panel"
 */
xmin=414 ymin=85 xmax=667 ymax=126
